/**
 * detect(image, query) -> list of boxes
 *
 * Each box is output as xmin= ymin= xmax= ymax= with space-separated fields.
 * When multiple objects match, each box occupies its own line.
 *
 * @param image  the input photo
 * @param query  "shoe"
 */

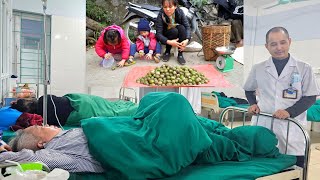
xmin=124 ymin=59 xmax=136 ymax=66
xmin=177 ymin=55 xmax=186 ymax=65
xmin=154 ymin=55 xmax=161 ymax=63
xmin=162 ymin=52 xmax=170 ymax=62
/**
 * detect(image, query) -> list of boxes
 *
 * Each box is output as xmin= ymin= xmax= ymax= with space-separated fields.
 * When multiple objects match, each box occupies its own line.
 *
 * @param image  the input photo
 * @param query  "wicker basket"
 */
xmin=201 ymin=25 xmax=231 ymax=61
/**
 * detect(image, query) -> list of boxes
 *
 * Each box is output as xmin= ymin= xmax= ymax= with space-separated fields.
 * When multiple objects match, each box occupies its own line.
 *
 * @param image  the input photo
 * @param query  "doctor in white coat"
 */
xmin=243 ymin=27 xmax=319 ymax=167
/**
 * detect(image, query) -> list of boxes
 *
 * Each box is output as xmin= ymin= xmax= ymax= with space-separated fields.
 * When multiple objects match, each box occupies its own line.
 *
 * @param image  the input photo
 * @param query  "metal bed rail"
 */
xmin=119 ymin=87 xmax=138 ymax=103
xmin=219 ymin=106 xmax=310 ymax=180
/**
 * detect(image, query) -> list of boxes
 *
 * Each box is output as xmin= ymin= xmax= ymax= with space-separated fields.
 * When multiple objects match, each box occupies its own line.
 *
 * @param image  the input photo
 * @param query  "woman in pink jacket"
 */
xmin=95 ymin=25 xmax=132 ymax=67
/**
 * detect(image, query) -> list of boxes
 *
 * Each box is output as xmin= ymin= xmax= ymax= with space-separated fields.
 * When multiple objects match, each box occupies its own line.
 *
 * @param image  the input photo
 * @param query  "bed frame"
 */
xmin=201 ymin=92 xmax=230 ymax=123
xmin=119 ymin=87 xmax=137 ymax=103
xmin=219 ymin=106 xmax=310 ymax=180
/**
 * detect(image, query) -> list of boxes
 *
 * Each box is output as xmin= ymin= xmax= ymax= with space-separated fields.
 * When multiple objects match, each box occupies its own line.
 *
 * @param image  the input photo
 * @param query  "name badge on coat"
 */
xmin=283 ymin=72 xmax=300 ymax=99
xmin=283 ymin=88 xmax=298 ymax=99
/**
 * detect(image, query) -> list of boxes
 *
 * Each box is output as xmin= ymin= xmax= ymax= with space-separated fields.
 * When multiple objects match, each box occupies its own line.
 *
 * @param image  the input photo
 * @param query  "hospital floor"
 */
xmin=308 ymin=131 xmax=320 ymax=180
xmin=228 ymin=121 xmax=320 ymax=180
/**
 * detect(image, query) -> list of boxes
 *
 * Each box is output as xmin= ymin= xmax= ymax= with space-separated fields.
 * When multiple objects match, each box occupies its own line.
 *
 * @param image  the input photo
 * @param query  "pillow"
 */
xmin=0 ymin=107 xmax=22 ymax=130
xmin=224 ymin=126 xmax=280 ymax=158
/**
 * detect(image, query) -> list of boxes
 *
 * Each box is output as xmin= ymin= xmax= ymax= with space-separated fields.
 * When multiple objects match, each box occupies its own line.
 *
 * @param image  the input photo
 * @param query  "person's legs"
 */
xmin=129 ymin=44 xmax=137 ymax=60
xmin=155 ymin=42 xmax=162 ymax=54
xmin=113 ymin=53 xmax=122 ymax=61
xmin=153 ymin=42 xmax=162 ymax=63
xmin=176 ymin=25 xmax=187 ymax=43
xmin=143 ymin=47 xmax=149 ymax=54
xmin=163 ymin=28 xmax=179 ymax=62
xmin=176 ymin=25 xmax=187 ymax=65
xmin=296 ymin=156 xmax=305 ymax=168
xmin=231 ymin=19 xmax=243 ymax=47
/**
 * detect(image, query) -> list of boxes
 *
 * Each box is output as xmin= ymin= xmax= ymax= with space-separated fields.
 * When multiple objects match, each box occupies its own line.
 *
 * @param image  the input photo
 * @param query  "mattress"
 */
xmin=69 ymin=155 xmax=296 ymax=180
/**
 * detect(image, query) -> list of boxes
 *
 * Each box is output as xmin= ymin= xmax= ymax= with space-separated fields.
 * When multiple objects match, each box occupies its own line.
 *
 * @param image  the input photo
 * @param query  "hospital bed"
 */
xmin=218 ymin=106 xmax=310 ymax=180
xmin=68 ymin=107 xmax=309 ymax=180
xmin=1 ymin=95 xmax=310 ymax=180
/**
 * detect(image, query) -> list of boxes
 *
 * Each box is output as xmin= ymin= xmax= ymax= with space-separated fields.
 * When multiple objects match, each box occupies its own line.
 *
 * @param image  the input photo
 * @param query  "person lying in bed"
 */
xmin=0 ymin=125 xmax=104 ymax=173
xmin=10 ymin=93 xmax=138 ymax=127
xmin=1 ymin=92 xmax=297 ymax=178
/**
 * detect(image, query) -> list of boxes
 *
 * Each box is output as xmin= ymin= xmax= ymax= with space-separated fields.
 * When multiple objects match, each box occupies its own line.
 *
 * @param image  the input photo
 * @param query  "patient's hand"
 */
xmin=0 ymin=144 xmax=12 ymax=152
xmin=273 ymin=109 xmax=290 ymax=119
xmin=248 ymin=104 xmax=260 ymax=114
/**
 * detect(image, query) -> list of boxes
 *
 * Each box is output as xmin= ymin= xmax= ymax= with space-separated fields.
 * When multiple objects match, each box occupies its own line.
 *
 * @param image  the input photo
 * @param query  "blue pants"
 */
xmin=129 ymin=42 xmax=162 ymax=56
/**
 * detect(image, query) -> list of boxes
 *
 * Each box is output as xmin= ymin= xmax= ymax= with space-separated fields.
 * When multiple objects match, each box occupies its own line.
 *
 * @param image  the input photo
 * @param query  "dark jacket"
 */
xmin=37 ymin=95 xmax=74 ymax=126
xmin=156 ymin=7 xmax=191 ymax=44
xmin=216 ymin=0 xmax=243 ymax=20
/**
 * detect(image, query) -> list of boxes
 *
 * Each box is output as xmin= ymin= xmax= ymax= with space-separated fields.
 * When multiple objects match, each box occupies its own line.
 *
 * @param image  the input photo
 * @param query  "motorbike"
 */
xmin=121 ymin=1 xmax=204 ymax=44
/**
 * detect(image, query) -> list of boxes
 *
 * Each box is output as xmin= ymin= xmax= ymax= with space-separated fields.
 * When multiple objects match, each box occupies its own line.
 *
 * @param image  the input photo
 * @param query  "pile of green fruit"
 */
xmin=136 ymin=64 xmax=209 ymax=86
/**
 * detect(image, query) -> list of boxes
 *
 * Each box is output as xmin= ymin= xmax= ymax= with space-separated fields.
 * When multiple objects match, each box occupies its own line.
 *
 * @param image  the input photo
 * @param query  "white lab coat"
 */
xmin=244 ymin=56 xmax=319 ymax=155
xmin=180 ymin=87 xmax=202 ymax=115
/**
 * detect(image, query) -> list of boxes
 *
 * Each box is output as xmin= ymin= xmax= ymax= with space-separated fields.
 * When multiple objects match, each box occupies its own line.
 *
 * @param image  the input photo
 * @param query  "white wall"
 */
xmin=244 ymin=0 xmax=320 ymax=84
xmin=12 ymin=0 xmax=85 ymax=18
xmin=50 ymin=16 xmax=86 ymax=95
xmin=12 ymin=0 xmax=86 ymax=96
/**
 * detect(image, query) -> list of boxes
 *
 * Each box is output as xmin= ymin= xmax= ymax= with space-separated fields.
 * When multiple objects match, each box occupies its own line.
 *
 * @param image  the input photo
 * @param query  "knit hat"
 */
xmin=138 ymin=18 xmax=151 ymax=32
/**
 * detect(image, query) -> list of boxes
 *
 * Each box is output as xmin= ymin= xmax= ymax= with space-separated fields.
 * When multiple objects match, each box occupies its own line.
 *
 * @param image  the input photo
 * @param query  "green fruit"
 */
xmin=136 ymin=65 xmax=209 ymax=86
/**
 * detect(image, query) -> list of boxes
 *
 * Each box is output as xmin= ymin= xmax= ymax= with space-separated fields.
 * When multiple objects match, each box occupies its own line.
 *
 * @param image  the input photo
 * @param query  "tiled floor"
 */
xmin=308 ymin=131 xmax=320 ymax=180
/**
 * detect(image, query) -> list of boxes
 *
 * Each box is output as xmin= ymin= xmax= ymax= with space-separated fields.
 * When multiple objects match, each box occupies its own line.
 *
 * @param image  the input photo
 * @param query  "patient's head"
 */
xmin=9 ymin=125 xmax=61 ymax=151
xmin=11 ymin=98 xmax=38 ymax=113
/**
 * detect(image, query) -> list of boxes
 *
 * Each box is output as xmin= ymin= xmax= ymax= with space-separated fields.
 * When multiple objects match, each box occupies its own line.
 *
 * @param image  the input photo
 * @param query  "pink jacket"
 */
xmin=95 ymin=25 xmax=130 ymax=60
xmin=136 ymin=32 xmax=157 ymax=52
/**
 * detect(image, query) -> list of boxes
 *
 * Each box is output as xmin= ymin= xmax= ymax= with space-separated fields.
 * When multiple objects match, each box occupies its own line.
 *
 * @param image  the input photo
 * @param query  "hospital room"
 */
xmin=0 ymin=0 xmax=320 ymax=179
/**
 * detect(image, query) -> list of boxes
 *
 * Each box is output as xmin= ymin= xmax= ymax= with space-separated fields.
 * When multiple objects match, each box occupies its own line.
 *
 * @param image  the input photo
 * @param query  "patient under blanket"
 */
xmin=81 ymin=92 xmax=289 ymax=179
xmin=9 ymin=94 xmax=138 ymax=128
xmin=65 ymin=93 xmax=138 ymax=126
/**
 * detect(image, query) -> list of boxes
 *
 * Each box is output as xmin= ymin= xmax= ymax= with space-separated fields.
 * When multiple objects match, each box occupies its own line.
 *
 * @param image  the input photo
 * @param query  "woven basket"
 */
xmin=201 ymin=25 xmax=231 ymax=61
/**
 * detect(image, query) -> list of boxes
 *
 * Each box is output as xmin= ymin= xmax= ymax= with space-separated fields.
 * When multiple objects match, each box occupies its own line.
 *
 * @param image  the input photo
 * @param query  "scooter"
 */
xmin=121 ymin=1 xmax=203 ymax=44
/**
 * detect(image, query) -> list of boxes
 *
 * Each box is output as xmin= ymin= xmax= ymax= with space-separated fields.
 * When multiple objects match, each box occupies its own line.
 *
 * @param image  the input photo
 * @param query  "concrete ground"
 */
xmin=86 ymin=46 xmax=245 ymax=100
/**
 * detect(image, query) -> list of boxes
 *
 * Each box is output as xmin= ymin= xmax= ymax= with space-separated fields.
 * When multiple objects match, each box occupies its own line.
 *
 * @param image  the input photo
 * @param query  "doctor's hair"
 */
xmin=162 ymin=0 xmax=178 ymax=6
xmin=266 ymin=27 xmax=290 ymax=43
xmin=103 ymin=29 xmax=121 ymax=45
xmin=9 ymin=129 xmax=42 ymax=152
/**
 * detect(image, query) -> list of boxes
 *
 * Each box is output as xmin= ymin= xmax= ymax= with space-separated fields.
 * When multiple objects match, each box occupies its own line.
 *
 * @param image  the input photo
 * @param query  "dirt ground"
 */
xmin=86 ymin=45 xmax=244 ymax=99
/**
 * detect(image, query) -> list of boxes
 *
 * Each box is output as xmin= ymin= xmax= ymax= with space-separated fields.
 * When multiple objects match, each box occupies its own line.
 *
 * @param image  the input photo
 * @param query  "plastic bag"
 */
xmin=3 ymin=170 xmax=47 ymax=180
xmin=2 ymin=168 xmax=69 ymax=180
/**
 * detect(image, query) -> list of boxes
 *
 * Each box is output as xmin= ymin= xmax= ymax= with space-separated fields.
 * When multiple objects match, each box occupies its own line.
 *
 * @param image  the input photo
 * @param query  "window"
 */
xmin=12 ymin=11 xmax=51 ymax=85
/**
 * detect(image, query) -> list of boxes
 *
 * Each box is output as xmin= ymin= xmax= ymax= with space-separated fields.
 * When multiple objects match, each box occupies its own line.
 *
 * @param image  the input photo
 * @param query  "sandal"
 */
xmin=124 ymin=59 xmax=136 ymax=66
xmin=154 ymin=55 xmax=161 ymax=63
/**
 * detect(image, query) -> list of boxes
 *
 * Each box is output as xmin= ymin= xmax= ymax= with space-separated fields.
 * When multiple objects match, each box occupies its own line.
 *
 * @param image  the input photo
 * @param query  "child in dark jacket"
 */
xmin=129 ymin=18 xmax=161 ymax=63
xmin=156 ymin=0 xmax=191 ymax=65
xmin=95 ymin=25 xmax=133 ymax=67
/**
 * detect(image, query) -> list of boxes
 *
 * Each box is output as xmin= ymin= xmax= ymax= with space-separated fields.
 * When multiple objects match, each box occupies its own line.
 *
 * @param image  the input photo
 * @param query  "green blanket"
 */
xmin=212 ymin=91 xmax=237 ymax=108
xmin=307 ymin=99 xmax=320 ymax=122
xmin=64 ymin=93 xmax=138 ymax=126
xmin=70 ymin=155 xmax=296 ymax=180
xmin=81 ymin=92 xmax=283 ymax=180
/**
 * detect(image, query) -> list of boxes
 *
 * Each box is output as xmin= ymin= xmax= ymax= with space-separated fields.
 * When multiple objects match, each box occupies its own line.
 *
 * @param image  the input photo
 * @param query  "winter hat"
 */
xmin=138 ymin=18 xmax=151 ymax=32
